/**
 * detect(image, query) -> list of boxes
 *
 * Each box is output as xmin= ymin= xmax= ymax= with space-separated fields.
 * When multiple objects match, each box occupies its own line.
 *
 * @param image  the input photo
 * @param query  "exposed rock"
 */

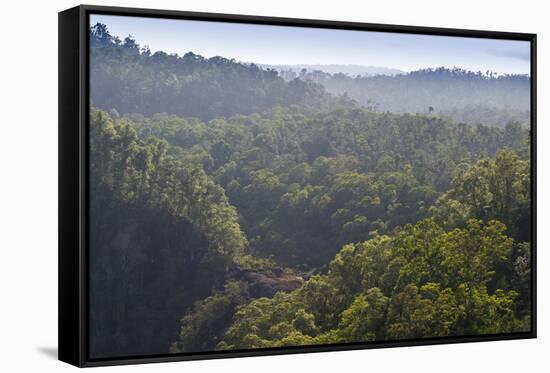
xmin=231 ymin=267 xmax=304 ymax=298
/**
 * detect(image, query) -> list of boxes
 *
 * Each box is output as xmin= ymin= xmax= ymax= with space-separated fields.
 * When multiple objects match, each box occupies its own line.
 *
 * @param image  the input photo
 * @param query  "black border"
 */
xmin=58 ymin=4 xmax=537 ymax=368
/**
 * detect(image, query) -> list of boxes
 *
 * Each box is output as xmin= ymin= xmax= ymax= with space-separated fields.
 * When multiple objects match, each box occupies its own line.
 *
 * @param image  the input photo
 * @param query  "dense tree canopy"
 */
xmin=175 ymin=218 xmax=528 ymax=352
xmin=89 ymin=109 xmax=247 ymax=356
xmin=88 ymin=23 xmax=532 ymax=357
xmin=294 ymin=67 xmax=530 ymax=127
xmin=90 ymin=23 xmax=329 ymax=121
xmin=125 ymin=105 xmax=529 ymax=267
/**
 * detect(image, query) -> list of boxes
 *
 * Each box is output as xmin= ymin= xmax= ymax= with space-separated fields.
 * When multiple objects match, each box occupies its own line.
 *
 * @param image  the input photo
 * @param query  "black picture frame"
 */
xmin=59 ymin=4 xmax=537 ymax=367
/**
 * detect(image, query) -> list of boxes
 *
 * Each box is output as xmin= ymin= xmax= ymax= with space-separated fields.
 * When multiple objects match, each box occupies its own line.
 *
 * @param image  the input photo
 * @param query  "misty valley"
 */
xmin=87 ymin=23 xmax=532 ymax=358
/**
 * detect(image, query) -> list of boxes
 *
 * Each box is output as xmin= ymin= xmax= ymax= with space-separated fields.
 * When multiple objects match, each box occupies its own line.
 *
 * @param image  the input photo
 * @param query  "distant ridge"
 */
xmin=260 ymin=63 xmax=404 ymax=77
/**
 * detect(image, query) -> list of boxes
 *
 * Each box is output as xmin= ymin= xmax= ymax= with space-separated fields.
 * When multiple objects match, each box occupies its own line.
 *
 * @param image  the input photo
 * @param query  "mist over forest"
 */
xmin=88 ymin=23 xmax=532 ymax=358
xmin=260 ymin=64 xmax=404 ymax=77
xmin=289 ymin=67 xmax=530 ymax=126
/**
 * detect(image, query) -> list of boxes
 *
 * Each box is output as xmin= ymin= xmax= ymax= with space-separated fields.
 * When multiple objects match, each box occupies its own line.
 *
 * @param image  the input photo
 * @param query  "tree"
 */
xmin=338 ymin=288 xmax=389 ymax=342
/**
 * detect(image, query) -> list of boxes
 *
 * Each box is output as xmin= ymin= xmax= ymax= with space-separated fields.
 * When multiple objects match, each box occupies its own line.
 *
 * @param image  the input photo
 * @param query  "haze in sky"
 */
xmin=91 ymin=14 xmax=531 ymax=75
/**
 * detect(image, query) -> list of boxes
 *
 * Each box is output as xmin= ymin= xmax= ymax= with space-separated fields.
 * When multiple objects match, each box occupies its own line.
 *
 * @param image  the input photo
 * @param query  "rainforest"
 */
xmin=87 ymin=22 xmax=532 ymax=358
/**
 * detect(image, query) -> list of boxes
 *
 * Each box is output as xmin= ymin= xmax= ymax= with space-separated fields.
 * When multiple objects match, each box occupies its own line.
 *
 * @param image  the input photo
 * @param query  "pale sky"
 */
xmin=91 ymin=14 xmax=531 ymax=75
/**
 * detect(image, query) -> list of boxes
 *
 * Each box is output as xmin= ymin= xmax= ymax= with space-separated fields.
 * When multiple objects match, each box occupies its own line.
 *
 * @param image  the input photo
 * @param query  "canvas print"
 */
xmin=88 ymin=14 xmax=532 ymax=359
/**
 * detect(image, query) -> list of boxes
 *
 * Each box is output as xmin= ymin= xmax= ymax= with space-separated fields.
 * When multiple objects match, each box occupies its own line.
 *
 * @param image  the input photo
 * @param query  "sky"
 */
xmin=90 ymin=14 xmax=531 ymax=75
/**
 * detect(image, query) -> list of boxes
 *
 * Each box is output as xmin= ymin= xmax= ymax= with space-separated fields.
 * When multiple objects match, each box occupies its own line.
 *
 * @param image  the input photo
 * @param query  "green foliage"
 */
xmin=216 ymin=219 xmax=529 ymax=349
xmin=297 ymin=67 xmax=530 ymax=127
xmin=89 ymin=109 xmax=247 ymax=356
xmin=90 ymin=97 xmax=531 ymax=356
xmin=90 ymin=109 xmax=247 ymax=257
xmin=90 ymin=23 xmax=328 ymax=121
xmin=125 ymin=105 xmax=529 ymax=268
xmin=170 ymin=281 xmax=250 ymax=353
xmin=88 ymin=25 xmax=531 ymax=356
xmin=431 ymin=149 xmax=531 ymax=241
xmin=338 ymin=288 xmax=389 ymax=342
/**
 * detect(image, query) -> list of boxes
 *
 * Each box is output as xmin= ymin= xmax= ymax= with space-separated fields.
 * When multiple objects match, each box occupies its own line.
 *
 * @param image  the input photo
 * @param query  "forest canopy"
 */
xmin=286 ymin=67 xmax=530 ymax=127
xmin=87 ymin=22 xmax=532 ymax=358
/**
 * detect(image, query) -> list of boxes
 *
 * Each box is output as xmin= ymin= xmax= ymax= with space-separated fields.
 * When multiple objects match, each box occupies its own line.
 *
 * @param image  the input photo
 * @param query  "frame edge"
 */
xmin=58 ymin=5 xmax=85 ymax=368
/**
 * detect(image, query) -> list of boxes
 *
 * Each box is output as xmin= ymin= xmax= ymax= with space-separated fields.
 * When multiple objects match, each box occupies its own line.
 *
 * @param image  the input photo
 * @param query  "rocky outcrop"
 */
xmin=231 ymin=267 xmax=304 ymax=298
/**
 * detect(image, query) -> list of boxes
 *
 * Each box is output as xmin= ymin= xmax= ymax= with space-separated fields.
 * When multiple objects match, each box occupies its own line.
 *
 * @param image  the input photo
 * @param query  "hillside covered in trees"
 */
xmin=90 ymin=23 xmax=328 ymax=121
xmin=88 ymin=23 xmax=532 ymax=358
xmin=291 ymin=67 xmax=530 ymax=127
